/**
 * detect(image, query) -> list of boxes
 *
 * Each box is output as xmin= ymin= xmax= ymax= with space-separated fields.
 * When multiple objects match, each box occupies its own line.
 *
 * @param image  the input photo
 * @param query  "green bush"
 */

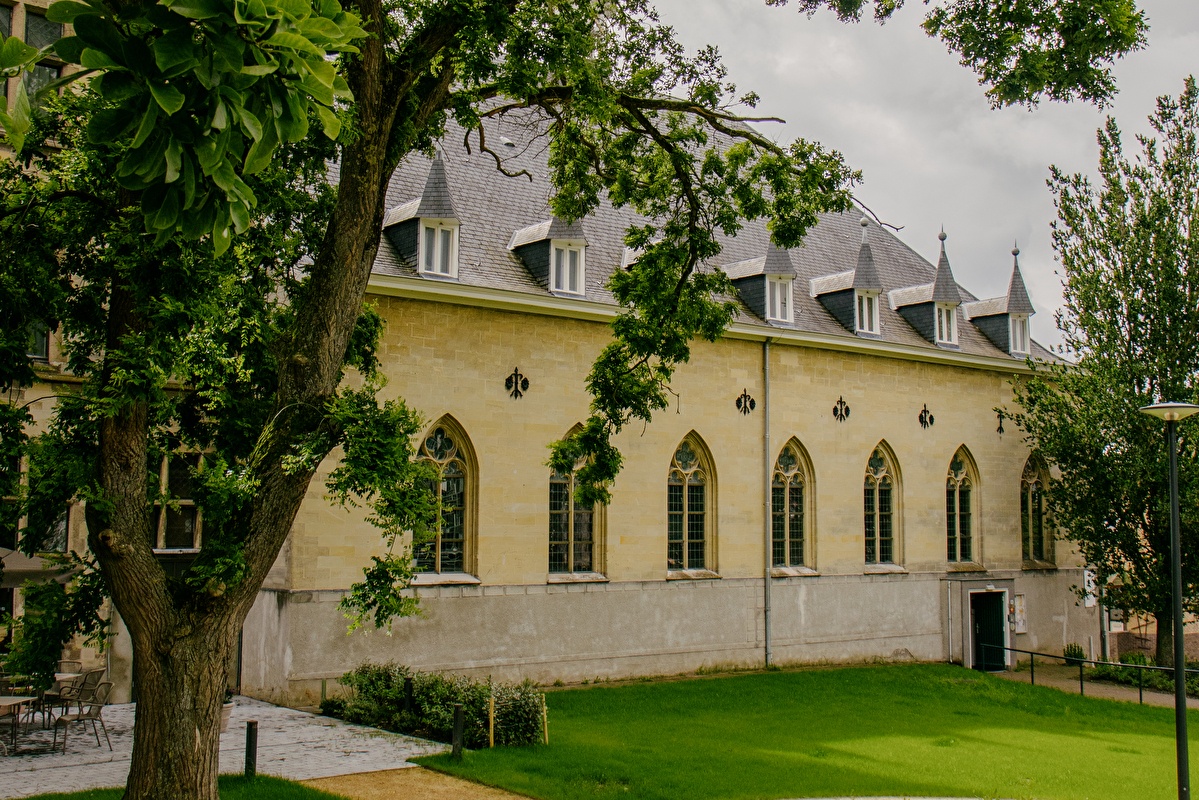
xmin=1091 ymin=651 xmax=1199 ymax=697
xmin=1063 ymin=642 xmax=1086 ymax=666
xmin=324 ymin=662 xmax=544 ymax=748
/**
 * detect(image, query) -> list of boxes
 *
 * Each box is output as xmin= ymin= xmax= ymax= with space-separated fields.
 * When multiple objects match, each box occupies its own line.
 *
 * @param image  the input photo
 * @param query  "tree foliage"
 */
xmin=1013 ymin=76 xmax=1199 ymax=664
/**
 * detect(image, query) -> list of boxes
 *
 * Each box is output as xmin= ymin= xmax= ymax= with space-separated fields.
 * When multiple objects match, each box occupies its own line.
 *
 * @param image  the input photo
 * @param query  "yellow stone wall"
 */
xmin=282 ymin=292 xmax=1077 ymax=593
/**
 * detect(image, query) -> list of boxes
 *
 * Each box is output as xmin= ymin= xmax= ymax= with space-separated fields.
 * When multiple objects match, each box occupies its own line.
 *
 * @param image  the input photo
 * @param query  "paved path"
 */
xmin=994 ymin=661 xmax=1199 ymax=708
xmin=0 ymin=697 xmax=446 ymax=798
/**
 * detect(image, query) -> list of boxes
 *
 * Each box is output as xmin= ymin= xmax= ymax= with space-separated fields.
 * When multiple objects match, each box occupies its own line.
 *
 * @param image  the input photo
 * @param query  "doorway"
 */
xmin=970 ymin=591 xmax=1007 ymax=671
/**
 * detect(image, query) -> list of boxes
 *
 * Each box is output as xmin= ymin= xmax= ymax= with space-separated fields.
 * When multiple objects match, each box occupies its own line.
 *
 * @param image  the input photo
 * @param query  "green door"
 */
xmin=971 ymin=592 xmax=1007 ymax=671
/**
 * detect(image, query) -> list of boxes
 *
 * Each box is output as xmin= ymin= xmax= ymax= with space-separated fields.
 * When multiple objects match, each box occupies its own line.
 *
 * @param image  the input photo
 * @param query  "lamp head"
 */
xmin=1139 ymin=402 xmax=1199 ymax=422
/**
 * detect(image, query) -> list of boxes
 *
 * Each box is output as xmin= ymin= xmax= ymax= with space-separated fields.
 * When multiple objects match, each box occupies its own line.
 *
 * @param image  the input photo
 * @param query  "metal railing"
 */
xmin=982 ymin=643 xmax=1199 ymax=704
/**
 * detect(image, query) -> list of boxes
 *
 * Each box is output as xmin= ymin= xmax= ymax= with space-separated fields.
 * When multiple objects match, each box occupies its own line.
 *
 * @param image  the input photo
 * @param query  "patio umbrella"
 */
xmin=0 ymin=548 xmax=74 ymax=589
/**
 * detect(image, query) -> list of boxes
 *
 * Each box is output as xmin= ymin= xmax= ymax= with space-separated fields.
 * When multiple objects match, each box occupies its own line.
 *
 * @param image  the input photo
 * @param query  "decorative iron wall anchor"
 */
xmin=833 ymin=396 xmax=850 ymax=422
xmin=918 ymin=404 xmax=935 ymax=429
xmin=505 ymin=368 xmax=529 ymax=399
xmin=996 ymin=410 xmax=1006 ymax=435
xmin=736 ymin=389 xmax=756 ymax=415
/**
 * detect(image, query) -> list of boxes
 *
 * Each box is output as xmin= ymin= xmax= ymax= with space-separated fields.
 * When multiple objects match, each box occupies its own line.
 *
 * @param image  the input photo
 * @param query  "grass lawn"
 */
xmin=420 ymin=663 xmax=1195 ymax=799
xmin=22 ymin=775 xmax=346 ymax=800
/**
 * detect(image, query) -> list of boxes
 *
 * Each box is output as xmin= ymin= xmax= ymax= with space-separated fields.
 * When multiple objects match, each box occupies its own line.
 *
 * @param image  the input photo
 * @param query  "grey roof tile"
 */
xmin=1007 ymin=251 xmax=1036 ymax=315
xmin=931 ymin=233 xmax=963 ymax=304
xmin=764 ymin=241 xmax=795 ymax=275
xmin=367 ymin=109 xmax=1048 ymax=362
xmin=415 ymin=156 xmax=459 ymax=219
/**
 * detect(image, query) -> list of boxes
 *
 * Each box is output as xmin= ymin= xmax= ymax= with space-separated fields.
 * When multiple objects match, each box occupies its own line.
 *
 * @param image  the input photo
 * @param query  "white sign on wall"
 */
xmin=1084 ymin=570 xmax=1097 ymax=608
xmin=1013 ymin=593 xmax=1027 ymax=634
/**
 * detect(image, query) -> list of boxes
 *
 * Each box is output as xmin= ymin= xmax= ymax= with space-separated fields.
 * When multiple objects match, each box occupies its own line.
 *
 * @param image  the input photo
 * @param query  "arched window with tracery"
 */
xmin=550 ymin=427 xmax=604 ymax=575
xmin=668 ymin=435 xmax=714 ymax=572
xmin=946 ymin=447 xmax=977 ymax=563
xmin=772 ymin=440 xmax=812 ymax=568
xmin=864 ymin=444 xmax=899 ymax=565
xmin=1021 ymin=455 xmax=1052 ymax=563
xmin=415 ymin=420 xmax=475 ymax=574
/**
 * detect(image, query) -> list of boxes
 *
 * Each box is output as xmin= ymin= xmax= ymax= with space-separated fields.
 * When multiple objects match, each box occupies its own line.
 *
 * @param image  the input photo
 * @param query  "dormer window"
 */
xmin=551 ymin=242 xmax=585 ymax=295
xmin=935 ymin=303 xmax=957 ymax=345
xmin=420 ymin=220 xmax=458 ymax=278
xmin=1010 ymin=314 xmax=1029 ymax=355
xmin=767 ymin=277 xmax=793 ymax=323
xmin=856 ymin=291 xmax=879 ymax=335
xmin=27 ymin=323 xmax=49 ymax=361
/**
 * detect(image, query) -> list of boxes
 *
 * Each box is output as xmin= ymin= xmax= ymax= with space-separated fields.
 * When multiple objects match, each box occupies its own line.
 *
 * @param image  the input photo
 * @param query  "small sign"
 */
xmin=1084 ymin=570 xmax=1097 ymax=608
xmin=1013 ymin=593 xmax=1027 ymax=634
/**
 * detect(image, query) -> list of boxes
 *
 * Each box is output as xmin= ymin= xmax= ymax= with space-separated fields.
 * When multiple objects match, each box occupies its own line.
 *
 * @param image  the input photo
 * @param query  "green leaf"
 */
xmin=165 ymin=137 xmax=183 ymax=183
xmin=315 ymin=104 xmax=340 ymax=140
xmin=149 ymin=82 xmax=186 ymax=115
xmin=241 ymin=113 xmax=278 ymax=174
xmin=166 ymin=0 xmax=228 ymax=21
xmin=131 ymin=101 xmax=160 ymax=148
xmin=153 ymin=27 xmax=198 ymax=76
xmin=299 ymin=71 xmax=334 ymax=106
xmin=212 ymin=214 xmax=232 ymax=256
xmin=240 ymin=63 xmax=277 ymax=76
xmin=236 ymin=105 xmax=263 ymax=141
xmin=45 ymin=2 xmax=94 ymax=24
xmin=93 ymin=70 xmax=140 ymax=102
xmin=71 ymin=14 xmax=125 ymax=60
xmin=0 ymin=36 xmax=38 ymax=70
xmin=297 ymin=17 xmax=343 ymax=41
xmin=52 ymin=35 xmax=86 ymax=63
xmin=0 ymin=82 xmax=29 ymax=150
xmin=86 ymin=105 xmax=134 ymax=143
xmin=79 ymin=46 xmax=122 ymax=70
xmin=264 ymin=30 xmax=323 ymax=57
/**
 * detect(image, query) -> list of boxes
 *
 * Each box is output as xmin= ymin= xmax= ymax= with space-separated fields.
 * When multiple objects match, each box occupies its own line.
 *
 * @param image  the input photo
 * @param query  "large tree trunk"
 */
xmin=122 ymin=613 xmax=239 ymax=799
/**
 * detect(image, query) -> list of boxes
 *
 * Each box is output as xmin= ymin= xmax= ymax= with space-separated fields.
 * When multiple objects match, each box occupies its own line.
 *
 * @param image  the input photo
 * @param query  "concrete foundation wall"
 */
xmin=242 ymin=566 xmax=1096 ymax=706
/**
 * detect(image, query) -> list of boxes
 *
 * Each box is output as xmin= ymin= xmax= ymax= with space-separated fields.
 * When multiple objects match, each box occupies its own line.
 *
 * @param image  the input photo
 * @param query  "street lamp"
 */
xmin=1141 ymin=401 xmax=1199 ymax=800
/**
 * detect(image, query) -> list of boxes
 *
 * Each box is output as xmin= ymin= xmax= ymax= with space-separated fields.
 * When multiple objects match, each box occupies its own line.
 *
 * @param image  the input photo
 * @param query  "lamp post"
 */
xmin=1141 ymin=401 xmax=1199 ymax=800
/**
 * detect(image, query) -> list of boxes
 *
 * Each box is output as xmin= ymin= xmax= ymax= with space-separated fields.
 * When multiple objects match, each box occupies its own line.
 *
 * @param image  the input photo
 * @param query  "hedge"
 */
xmin=1090 ymin=651 xmax=1199 ymax=697
xmin=321 ymin=662 xmax=544 ymax=748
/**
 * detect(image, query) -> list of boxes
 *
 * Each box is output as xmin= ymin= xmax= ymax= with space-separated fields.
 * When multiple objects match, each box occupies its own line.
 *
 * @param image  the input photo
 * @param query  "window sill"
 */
xmin=417 ymin=269 xmax=459 ymax=282
xmin=770 ymin=566 xmax=819 ymax=578
xmin=411 ymin=572 xmax=480 ymax=586
xmin=855 ymin=330 xmax=882 ymax=339
xmin=667 ymin=569 xmax=721 ymax=581
xmin=947 ymin=562 xmax=987 ymax=573
xmin=550 ymin=289 xmax=587 ymax=299
xmin=864 ymin=563 xmax=907 ymax=574
xmin=547 ymin=572 xmax=608 ymax=584
xmin=152 ymin=548 xmax=200 ymax=555
xmin=1022 ymin=560 xmax=1057 ymax=571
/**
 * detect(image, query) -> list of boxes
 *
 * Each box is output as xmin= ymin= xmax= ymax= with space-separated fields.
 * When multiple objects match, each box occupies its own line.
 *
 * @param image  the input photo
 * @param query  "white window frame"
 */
xmin=550 ymin=240 xmax=586 ymax=296
xmin=935 ymin=303 xmax=957 ymax=345
xmin=1010 ymin=314 xmax=1030 ymax=355
xmin=766 ymin=277 xmax=793 ymax=323
xmin=855 ymin=290 xmax=879 ymax=335
xmin=419 ymin=219 xmax=459 ymax=278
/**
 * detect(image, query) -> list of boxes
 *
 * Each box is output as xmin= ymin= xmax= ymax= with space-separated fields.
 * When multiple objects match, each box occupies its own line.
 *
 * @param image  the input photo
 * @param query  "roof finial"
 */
xmin=860 ymin=215 xmax=870 ymax=244
xmin=1012 ymin=240 xmax=1020 ymax=260
xmin=938 ymin=226 xmax=947 ymax=243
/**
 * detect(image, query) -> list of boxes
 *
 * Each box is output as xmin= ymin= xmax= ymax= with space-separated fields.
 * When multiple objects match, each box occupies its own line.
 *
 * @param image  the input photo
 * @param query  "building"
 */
xmin=219 ymin=117 xmax=1099 ymax=705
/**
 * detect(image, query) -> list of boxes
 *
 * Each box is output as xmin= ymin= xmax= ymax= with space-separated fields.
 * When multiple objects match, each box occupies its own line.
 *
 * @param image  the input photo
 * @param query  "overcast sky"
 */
xmin=651 ymin=0 xmax=1199 ymax=349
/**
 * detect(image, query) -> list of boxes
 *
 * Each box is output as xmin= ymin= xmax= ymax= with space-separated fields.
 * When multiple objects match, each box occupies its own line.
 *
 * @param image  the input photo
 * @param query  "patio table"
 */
xmin=0 ymin=696 xmax=35 ymax=754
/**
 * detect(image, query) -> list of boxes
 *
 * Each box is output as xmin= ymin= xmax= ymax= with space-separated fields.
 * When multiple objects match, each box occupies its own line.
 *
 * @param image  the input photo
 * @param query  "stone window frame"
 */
xmin=149 ymin=451 xmax=203 ymax=552
xmin=946 ymin=446 xmax=979 ymax=565
xmin=412 ymin=415 xmax=479 ymax=582
xmin=863 ymin=441 xmax=903 ymax=569
xmin=547 ymin=425 xmax=606 ymax=581
xmin=418 ymin=219 xmax=459 ymax=279
xmin=1021 ymin=453 xmax=1054 ymax=567
xmin=771 ymin=438 xmax=815 ymax=573
xmin=666 ymin=432 xmax=718 ymax=579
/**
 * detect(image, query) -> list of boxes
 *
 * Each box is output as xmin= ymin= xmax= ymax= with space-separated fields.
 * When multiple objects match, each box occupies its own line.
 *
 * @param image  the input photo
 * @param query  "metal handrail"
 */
xmin=982 ymin=643 xmax=1199 ymax=703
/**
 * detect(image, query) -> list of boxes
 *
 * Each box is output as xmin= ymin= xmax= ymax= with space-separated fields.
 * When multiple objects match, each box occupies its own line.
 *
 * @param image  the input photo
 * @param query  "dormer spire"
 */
xmin=1006 ymin=244 xmax=1035 ymax=316
xmin=930 ymin=229 xmax=961 ymax=304
xmin=852 ymin=216 xmax=883 ymax=292
xmin=415 ymin=155 xmax=458 ymax=220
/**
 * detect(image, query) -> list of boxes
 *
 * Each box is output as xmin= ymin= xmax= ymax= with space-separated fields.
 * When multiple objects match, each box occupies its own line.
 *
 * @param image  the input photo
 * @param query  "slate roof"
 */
xmin=963 ymin=248 xmax=1036 ymax=319
xmin=369 ymin=110 xmax=1051 ymax=362
xmin=930 ymin=234 xmax=963 ymax=304
xmin=508 ymin=217 xmax=588 ymax=250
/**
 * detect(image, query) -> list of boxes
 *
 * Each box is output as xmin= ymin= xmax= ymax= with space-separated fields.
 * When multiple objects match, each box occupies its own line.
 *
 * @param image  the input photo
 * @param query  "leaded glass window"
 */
xmin=946 ymin=452 xmax=973 ymax=562
xmin=668 ymin=439 xmax=709 ymax=570
xmin=1021 ymin=455 xmax=1051 ymax=562
xmin=416 ymin=426 xmax=469 ymax=573
xmin=864 ymin=447 xmax=895 ymax=564
xmin=149 ymin=453 xmax=202 ymax=550
xmin=771 ymin=443 xmax=806 ymax=567
xmin=549 ymin=467 xmax=594 ymax=573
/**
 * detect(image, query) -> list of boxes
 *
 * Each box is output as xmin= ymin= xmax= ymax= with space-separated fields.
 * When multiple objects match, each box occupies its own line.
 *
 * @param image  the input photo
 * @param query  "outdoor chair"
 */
xmin=52 ymin=681 xmax=112 ymax=752
xmin=55 ymin=660 xmax=82 ymax=674
xmin=43 ymin=673 xmax=85 ymax=723
xmin=61 ymin=668 xmax=104 ymax=715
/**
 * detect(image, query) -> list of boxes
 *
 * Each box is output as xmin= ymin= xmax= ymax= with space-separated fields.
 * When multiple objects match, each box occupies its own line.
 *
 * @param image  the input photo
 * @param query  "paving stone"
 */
xmin=0 ymin=697 xmax=447 ymax=798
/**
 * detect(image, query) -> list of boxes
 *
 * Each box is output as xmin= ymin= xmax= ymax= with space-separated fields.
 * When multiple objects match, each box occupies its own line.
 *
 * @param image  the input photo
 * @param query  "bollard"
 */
xmin=1079 ymin=661 xmax=1084 ymax=696
xmin=245 ymin=720 xmax=258 ymax=778
xmin=1030 ymin=653 xmax=1035 ymax=686
xmin=488 ymin=694 xmax=495 ymax=749
xmin=1139 ymin=667 xmax=1144 ymax=704
xmin=451 ymin=703 xmax=464 ymax=760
